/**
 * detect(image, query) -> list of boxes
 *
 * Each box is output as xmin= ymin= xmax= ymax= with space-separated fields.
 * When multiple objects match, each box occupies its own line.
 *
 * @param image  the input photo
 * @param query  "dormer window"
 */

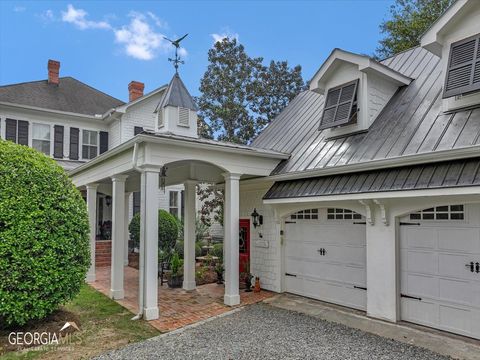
xmin=319 ymin=79 xmax=359 ymax=130
xmin=443 ymin=33 xmax=480 ymax=99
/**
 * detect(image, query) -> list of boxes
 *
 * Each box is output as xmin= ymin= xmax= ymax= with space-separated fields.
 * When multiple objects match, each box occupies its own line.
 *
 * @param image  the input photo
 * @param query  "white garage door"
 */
xmin=400 ymin=204 xmax=480 ymax=339
xmin=284 ymin=208 xmax=367 ymax=310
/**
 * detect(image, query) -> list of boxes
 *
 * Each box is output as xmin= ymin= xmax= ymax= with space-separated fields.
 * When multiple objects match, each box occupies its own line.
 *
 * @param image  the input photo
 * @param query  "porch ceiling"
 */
xmin=69 ymin=133 xmax=289 ymax=189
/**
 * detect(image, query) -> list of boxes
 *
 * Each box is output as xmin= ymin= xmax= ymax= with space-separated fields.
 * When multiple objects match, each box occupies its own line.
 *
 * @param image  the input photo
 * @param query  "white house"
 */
xmin=0 ymin=61 xmax=192 ymax=264
xmin=2 ymin=0 xmax=480 ymax=341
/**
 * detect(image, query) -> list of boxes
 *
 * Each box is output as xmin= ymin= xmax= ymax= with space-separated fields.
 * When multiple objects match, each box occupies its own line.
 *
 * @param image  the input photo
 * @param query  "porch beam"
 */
xmin=183 ymin=180 xmax=197 ymax=290
xmin=141 ymin=167 xmax=161 ymax=320
xmin=86 ymin=183 xmax=98 ymax=283
xmin=223 ymin=172 xmax=242 ymax=306
xmin=110 ymin=175 xmax=128 ymax=299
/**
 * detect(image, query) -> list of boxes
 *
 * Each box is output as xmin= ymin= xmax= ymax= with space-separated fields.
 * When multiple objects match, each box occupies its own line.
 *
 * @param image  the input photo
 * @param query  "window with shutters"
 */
xmin=82 ymin=129 xmax=98 ymax=159
xmin=443 ymin=33 xmax=480 ymax=98
xmin=169 ymin=191 xmax=179 ymax=218
xmin=32 ymin=123 xmax=51 ymax=155
xmin=319 ymin=79 xmax=359 ymax=130
xmin=5 ymin=119 xmax=29 ymax=146
xmin=178 ymin=107 xmax=190 ymax=127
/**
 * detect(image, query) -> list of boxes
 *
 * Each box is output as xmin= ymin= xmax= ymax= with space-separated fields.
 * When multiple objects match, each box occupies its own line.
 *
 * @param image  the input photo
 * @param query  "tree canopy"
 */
xmin=376 ymin=0 xmax=454 ymax=59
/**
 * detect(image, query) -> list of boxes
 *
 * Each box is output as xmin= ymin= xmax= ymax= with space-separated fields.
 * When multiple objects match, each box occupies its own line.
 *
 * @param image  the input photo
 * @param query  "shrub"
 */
xmin=0 ymin=140 xmax=90 ymax=326
xmin=174 ymin=240 xmax=202 ymax=259
xmin=129 ymin=209 xmax=178 ymax=254
xmin=211 ymin=243 xmax=223 ymax=261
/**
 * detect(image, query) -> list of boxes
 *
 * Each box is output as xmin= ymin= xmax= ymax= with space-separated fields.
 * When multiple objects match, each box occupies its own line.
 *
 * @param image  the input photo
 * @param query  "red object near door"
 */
xmin=239 ymin=219 xmax=250 ymax=279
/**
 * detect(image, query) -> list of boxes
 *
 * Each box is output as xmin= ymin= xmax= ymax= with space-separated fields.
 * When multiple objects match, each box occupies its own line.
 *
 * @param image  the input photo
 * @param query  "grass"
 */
xmin=0 ymin=284 xmax=160 ymax=360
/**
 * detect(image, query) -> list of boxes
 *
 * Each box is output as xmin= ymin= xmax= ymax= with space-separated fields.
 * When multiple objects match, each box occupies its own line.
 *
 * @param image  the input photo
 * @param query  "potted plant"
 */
xmin=215 ymin=262 xmax=224 ymax=284
xmin=167 ymin=251 xmax=183 ymax=288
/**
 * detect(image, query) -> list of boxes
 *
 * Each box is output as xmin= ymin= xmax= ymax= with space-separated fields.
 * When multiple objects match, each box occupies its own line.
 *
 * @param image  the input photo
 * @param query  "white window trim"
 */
xmin=31 ymin=122 xmax=52 ymax=156
xmin=290 ymin=208 xmax=319 ymax=220
xmin=327 ymin=208 xmax=363 ymax=220
xmin=169 ymin=190 xmax=179 ymax=218
xmin=81 ymin=129 xmax=99 ymax=160
xmin=409 ymin=204 xmax=466 ymax=222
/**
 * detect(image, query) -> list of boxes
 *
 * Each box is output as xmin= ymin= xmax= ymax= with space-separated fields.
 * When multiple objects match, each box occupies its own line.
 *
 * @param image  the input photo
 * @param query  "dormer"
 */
xmin=154 ymin=73 xmax=198 ymax=138
xmin=309 ymin=49 xmax=411 ymax=137
xmin=420 ymin=0 xmax=480 ymax=111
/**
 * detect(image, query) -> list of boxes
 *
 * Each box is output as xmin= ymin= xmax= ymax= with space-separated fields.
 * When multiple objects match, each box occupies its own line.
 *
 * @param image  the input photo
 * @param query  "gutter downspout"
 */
xmin=131 ymin=142 xmax=145 ymax=321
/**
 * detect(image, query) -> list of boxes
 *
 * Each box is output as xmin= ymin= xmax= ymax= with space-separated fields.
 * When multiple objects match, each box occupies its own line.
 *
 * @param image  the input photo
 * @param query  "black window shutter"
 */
xmin=17 ymin=120 xmax=29 ymax=146
xmin=180 ymin=190 xmax=185 ymax=220
xmin=133 ymin=192 xmax=140 ymax=215
xmin=134 ymin=126 xmax=143 ymax=136
xmin=53 ymin=125 xmax=64 ymax=158
xmin=443 ymin=33 xmax=480 ymax=98
xmin=319 ymin=79 xmax=359 ymax=130
xmin=99 ymin=131 xmax=109 ymax=154
xmin=5 ymin=119 xmax=17 ymax=142
xmin=69 ymin=127 xmax=79 ymax=160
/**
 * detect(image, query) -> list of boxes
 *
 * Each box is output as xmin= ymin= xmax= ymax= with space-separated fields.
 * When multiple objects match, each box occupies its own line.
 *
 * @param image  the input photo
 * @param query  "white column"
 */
xmin=141 ymin=167 xmax=160 ymax=320
xmin=366 ymin=213 xmax=398 ymax=322
xmin=86 ymin=183 xmax=98 ymax=282
xmin=110 ymin=175 xmax=128 ymax=300
xmin=124 ymin=192 xmax=131 ymax=266
xmin=223 ymin=172 xmax=241 ymax=306
xmin=183 ymin=180 xmax=197 ymax=290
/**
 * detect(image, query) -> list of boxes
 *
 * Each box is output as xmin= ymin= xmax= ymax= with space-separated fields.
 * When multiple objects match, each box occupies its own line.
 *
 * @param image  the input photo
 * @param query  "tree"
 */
xmin=197 ymin=38 xmax=263 ymax=144
xmin=252 ymin=61 xmax=305 ymax=130
xmin=197 ymin=37 xmax=305 ymax=145
xmin=0 ymin=140 xmax=90 ymax=326
xmin=376 ymin=0 xmax=454 ymax=59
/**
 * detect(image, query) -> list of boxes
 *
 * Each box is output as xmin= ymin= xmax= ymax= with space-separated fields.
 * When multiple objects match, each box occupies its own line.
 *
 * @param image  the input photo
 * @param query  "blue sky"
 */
xmin=0 ymin=1 xmax=394 ymax=102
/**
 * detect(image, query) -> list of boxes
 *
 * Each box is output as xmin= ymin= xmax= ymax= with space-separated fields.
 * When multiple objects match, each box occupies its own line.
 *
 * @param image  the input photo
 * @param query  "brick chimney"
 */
xmin=128 ymin=81 xmax=145 ymax=102
xmin=48 ymin=59 xmax=60 ymax=85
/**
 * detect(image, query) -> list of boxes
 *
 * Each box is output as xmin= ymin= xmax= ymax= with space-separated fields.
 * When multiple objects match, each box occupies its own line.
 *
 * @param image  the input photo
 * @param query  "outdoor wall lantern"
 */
xmin=105 ymin=196 xmax=112 ymax=207
xmin=160 ymin=166 xmax=167 ymax=192
xmin=251 ymin=208 xmax=263 ymax=228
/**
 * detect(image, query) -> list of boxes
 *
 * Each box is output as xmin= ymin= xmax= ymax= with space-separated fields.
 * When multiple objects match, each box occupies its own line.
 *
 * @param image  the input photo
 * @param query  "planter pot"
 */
xmin=168 ymin=275 xmax=183 ymax=288
xmin=215 ymin=271 xmax=224 ymax=284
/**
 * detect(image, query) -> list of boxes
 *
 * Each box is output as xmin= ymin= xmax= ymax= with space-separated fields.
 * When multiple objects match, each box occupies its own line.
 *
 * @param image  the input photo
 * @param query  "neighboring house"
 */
xmin=0 ymin=61 xmax=191 ymax=253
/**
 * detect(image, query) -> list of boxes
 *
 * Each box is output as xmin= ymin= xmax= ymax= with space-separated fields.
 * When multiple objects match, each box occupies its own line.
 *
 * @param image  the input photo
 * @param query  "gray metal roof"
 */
xmin=264 ymin=157 xmax=480 ymax=199
xmin=0 ymin=77 xmax=124 ymax=116
xmin=252 ymin=47 xmax=480 ymax=176
xmin=156 ymin=74 xmax=197 ymax=111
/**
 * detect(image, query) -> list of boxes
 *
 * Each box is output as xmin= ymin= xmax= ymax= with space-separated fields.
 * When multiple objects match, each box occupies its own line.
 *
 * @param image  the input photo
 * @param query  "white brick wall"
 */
xmin=239 ymin=183 xmax=281 ymax=292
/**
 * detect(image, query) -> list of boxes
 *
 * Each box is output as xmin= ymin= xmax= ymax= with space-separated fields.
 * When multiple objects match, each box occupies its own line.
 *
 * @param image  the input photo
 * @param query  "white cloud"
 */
xmin=61 ymin=4 xmax=111 ymax=30
xmin=37 ymin=9 xmax=54 ymax=23
xmin=57 ymin=5 xmax=180 ymax=61
xmin=211 ymin=29 xmax=239 ymax=44
xmin=114 ymin=12 xmax=169 ymax=60
xmin=178 ymin=47 xmax=188 ymax=58
xmin=13 ymin=6 xmax=26 ymax=12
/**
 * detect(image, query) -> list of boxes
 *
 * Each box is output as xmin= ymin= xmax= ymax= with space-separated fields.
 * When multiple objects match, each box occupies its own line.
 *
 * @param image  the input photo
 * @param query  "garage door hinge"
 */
xmin=399 ymin=222 xmax=421 ymax=226
xmin=285 ymin=221 xmax=296 ymax=224
xmin=353 ymin=221 xmax=367 ymax=225
xmin=400 ymin=293 xmax=422 ymax=301
xmin=285 ymin=273 xmax=297 ymax=277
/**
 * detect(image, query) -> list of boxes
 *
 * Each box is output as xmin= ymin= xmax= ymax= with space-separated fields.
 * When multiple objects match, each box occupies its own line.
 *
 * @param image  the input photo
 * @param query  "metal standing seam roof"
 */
xmin=263 ymin=157 xmax=480 ymax=200
xmin=155 ymin=73 xmax=198 ymax=112
xmin=252 ymin=47 xmax=480 ymax=176
xmin=0 ymin=77 xmax=124 ymax=116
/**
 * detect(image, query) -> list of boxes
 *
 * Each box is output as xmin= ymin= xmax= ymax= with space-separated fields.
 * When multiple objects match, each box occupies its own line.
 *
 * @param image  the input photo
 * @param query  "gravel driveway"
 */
xmin=95 ymin=304 xmax=448 ymax=360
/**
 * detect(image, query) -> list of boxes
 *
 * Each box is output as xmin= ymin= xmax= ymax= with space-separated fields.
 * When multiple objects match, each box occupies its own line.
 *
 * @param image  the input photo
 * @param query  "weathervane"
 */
xmin=164 ymin=33 xmax=188 ymax=73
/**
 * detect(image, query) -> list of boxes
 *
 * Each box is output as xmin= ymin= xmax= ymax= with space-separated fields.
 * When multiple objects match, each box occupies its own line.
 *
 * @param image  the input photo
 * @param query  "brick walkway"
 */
xmin=90 ymin=266 xmax=274 ymax=332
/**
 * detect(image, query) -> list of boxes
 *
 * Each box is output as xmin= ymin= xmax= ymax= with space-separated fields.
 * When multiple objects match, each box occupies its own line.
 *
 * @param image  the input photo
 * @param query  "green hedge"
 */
xmin=0 ymin=140 xmax=90 ymax=326
xmin=129 ymin=209 xmax=178 ymax=254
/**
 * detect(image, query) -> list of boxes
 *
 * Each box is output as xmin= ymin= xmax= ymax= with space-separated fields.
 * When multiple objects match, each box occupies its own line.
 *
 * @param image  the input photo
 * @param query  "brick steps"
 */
xmin=95 ymin=240 xmax=111 ymax=267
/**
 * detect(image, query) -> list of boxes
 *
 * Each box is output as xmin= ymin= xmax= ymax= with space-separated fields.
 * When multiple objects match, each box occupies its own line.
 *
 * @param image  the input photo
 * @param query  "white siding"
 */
xmin=239 ymin=183 xmax=281 ymax=292
xmin=120 ymin=93 xmax=162 ymax=143
xmin=109 ymin=119 xmax=121 ymax=149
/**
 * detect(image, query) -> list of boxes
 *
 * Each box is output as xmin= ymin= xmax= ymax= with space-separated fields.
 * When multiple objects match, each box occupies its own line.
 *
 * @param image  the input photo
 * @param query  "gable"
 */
xmin=253 ymin=47 xmax=480 ymax=177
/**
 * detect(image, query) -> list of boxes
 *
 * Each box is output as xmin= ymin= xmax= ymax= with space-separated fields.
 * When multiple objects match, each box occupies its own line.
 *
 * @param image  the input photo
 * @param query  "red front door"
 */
xmin=239 ymin=219 xmax=250 ymax=279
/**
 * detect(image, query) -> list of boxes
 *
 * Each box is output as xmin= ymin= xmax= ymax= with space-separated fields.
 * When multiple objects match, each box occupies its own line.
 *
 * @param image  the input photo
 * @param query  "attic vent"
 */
xmin=158 ymin=110 xmax=164 ymax=128
xmin=443 ymin=33 xmax=480 ymax=98
xmin=178 ymin=107 xmax=190 ymax=127
xmin=319 ymin=79 xmax=359 ymax=130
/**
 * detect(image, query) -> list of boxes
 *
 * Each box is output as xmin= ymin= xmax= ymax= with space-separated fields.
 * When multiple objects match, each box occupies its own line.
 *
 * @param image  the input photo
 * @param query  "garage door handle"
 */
xmin=401 ymin=294 xmax=422 ymax=301
xmin=466 ymin=262 xmax=474 ymax=272
xmin=354 ymin=286 xmax=367 ymax=290
xmin=285 ymin=273 xmax=297 ymax=277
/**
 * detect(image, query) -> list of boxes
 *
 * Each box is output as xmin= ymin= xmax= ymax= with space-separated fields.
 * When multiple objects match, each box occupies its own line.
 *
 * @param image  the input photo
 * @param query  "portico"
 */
xmin=70 ymin=132 xmax=287 ymax=320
